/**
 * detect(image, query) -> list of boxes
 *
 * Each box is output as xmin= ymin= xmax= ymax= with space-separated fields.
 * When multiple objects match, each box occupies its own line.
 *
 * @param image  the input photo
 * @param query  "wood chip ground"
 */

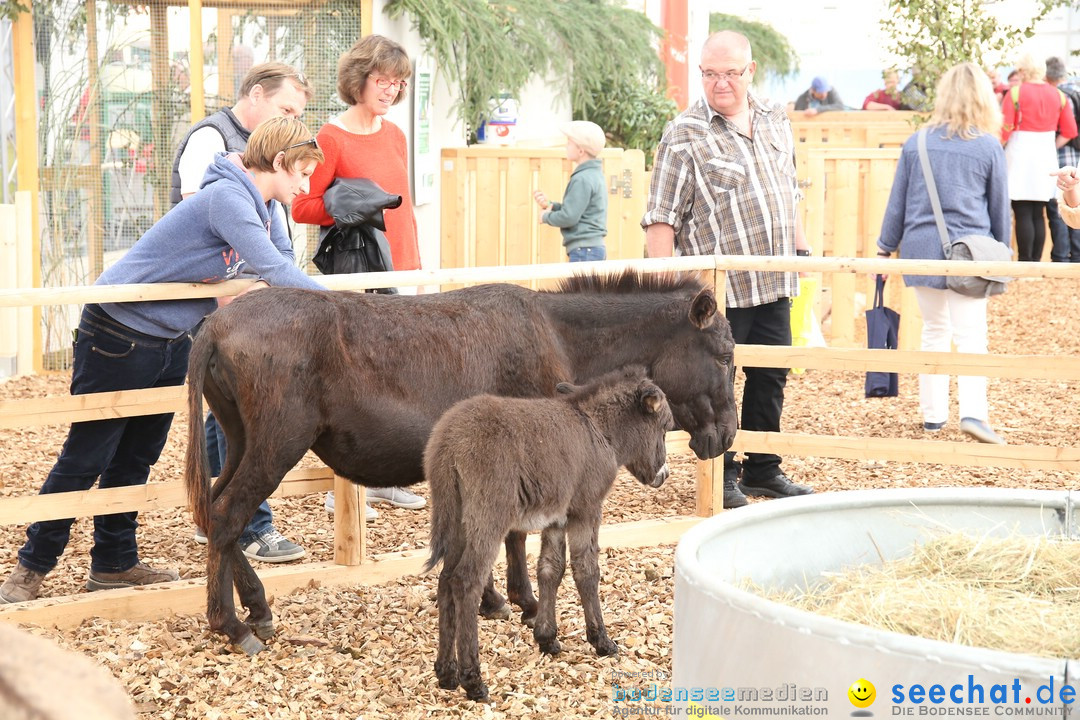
xmin=0 ymin=277 xmax=1077 ymax=718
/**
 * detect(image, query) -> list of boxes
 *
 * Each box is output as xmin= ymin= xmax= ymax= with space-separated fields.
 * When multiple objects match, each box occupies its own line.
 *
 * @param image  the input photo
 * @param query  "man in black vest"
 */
xmin=174 ymin=61 xmax=314 ymax=562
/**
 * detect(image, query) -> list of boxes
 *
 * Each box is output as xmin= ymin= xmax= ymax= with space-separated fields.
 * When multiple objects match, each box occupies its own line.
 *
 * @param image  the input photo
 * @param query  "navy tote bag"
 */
xmin=865 ymin=276 xmax=900 ymax=398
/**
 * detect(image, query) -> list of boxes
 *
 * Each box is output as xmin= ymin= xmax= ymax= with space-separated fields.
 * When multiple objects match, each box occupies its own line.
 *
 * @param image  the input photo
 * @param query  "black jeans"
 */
xmin=18 ymin=305 xmax=190 ymax=574
xmin=724 ymin=298 xmax=791 ymax=482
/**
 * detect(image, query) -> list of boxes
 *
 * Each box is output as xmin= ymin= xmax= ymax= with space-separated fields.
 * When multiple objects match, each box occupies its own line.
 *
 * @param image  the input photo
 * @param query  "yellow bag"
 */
xmin=789 ymin=276 xmax=822 ymax=374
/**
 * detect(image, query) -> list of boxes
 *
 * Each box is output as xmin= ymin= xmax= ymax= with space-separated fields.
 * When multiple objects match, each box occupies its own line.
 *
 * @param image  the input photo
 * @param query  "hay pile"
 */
xmin=765 ymin=532 xmax=1080 ymax=658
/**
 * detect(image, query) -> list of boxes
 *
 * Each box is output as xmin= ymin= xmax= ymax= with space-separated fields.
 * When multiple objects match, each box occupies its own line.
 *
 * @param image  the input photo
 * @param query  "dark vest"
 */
xmin=170 ymin=108 xmax=251 ymax=207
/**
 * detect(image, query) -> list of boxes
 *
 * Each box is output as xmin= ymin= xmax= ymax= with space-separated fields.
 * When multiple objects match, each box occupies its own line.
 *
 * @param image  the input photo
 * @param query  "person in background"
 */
xmin=1044 ymin=56 xmax=1080 ymax=263
xmin=986 ymin=67 xmax=1010 ymax=99
xmin=172 ymin=61 xmax=314 ymax=563
xmin=0 ymin=117 xmax=325 ymax=604
xmin=643 ymin=30 xmax=814 ymax=510
xmin=792 ymin=76 xmax=845 ymax=116
xmin=876 ymin=63 xmax=1009 ymax=445
xmin=292 ymin=34 xmax=426 ymax=520
xmin=1001 ymin=55 xmax=1077 ymax=262
xmin=862 ymin=69 xmax=911 ymax=111
xmin=533 ymin=121 xmax=608 ymax=262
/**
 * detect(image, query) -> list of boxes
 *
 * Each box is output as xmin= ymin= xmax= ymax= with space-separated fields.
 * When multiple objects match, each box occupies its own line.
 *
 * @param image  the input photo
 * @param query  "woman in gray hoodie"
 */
xmin=0 ymin=117 xmax=324 ymax=604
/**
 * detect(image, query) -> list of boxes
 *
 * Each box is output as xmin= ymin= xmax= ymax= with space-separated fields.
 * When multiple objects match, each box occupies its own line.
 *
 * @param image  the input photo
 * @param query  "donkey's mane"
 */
xmin=551 ymin=270 xmax=704 ymax=296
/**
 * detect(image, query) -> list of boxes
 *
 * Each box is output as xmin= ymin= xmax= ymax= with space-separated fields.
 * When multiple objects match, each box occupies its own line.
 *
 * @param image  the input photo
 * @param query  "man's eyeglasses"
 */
xmin=372 ymin=77 xmax=408 ymax=91
xmin=280 ymin=137 xmax=319 ymax=153
xmin=701 ymin=64 xmax=750 ymax=84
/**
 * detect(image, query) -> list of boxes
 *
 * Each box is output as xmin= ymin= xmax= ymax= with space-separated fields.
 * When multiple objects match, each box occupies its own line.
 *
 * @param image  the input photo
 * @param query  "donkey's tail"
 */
xmin=424 ymin=449 xmax=461 ymax=573
xmin=184 ymin=331 xmax=214 ymax=531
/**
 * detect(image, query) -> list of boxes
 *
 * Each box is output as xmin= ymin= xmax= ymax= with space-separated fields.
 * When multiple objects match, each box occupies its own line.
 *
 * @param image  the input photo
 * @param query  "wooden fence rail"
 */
xmin=1 ymin=256 xmax=1077 ymax=628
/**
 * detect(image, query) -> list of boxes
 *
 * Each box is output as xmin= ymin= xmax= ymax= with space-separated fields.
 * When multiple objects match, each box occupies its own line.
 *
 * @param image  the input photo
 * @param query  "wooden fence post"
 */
xmin=333 ymin=476 xmax=365 ymax=566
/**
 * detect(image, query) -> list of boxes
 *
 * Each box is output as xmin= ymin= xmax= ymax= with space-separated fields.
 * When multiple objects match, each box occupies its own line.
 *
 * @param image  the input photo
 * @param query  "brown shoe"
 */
xmin=0 ymin=564 xmax=47 ymax=603
xmin=86 ymin=561 xmax=179 ymax=591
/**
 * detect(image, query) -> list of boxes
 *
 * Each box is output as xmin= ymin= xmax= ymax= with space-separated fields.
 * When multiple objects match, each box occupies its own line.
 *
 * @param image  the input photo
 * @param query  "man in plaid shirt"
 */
xmin=642 ymin=30 xmax=814 ymax=509
xmin=1046 ymin=56 xmax=1080 ymax=262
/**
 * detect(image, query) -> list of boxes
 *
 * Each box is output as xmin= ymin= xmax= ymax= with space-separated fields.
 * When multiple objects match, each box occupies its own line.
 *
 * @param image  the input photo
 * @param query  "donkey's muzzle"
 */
xmin=648 ymin=463 xmax=670 ymax=488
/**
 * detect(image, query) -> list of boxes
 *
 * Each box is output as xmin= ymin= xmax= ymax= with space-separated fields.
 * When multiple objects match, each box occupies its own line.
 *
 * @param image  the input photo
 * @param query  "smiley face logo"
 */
xmin=848 ymin=678 xmax=876 ymax=708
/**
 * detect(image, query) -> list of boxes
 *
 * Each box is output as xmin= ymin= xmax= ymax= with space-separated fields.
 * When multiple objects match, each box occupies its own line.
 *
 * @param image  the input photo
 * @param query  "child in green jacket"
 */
xmin=533 ymin=121 xmax=609 ymax=262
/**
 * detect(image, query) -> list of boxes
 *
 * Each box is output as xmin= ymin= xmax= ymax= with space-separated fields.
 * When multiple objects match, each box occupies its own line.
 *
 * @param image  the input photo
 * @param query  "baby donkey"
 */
xmin=424 ymin=366 xmax=673 ymax=702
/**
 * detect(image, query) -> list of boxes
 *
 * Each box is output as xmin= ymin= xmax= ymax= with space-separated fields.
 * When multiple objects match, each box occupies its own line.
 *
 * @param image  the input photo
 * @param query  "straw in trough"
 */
xmin=755 ymin=531 xmax=1080 ymax=659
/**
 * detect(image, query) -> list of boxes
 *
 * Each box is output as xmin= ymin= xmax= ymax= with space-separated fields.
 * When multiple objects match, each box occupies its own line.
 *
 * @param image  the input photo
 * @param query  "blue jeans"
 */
xmin=567 ymin=246 xmax=607 ymax=263
xmin=1046 ymin=198 xmax=1080 ymax=262
xmin=18 ymin=305 xmax=190 ymax=575
xmin=205 ymin=412 xmax=273 ymax=545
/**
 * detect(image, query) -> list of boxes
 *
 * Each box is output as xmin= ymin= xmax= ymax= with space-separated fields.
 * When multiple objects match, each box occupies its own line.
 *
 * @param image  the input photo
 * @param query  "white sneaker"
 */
xmin=324 ymin=491 xmax=378 ymax=521
xmin=366 ymin=486 xmax=427 ymax=509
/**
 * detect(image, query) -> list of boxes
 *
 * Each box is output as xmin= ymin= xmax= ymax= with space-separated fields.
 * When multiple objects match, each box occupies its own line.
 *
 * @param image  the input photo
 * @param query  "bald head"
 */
xmin=700 ymin=30 xmax=755 ymax=117
xmin=702 ymin=31 xmax=752 ymax=65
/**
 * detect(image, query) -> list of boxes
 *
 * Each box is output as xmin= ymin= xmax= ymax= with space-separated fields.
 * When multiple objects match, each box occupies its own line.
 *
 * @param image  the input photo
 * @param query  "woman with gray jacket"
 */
xmin=875 ymin=62 xmax=1009 ymax=445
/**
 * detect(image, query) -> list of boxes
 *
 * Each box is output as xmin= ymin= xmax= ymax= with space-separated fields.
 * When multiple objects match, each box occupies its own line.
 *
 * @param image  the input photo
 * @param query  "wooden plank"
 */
xmin=332 ymin=475 xmax=365 ymax=566
xmin=0 ymin=516 xmax=703 ymax=629
xmin=733 ymin=431 xmax=1080 ymax=471
xmin=830 ymin=158 xmax=860 ymax=347
xmin=537 ymin=156 xmax=568 ymax=268
xmin=735 ymin=345 xmax=1080 ymax=379
xmin=695 ymin=457 xmax=723 ymax=518
xmin=473 ymin=157 xmax=502 ymax=268
xmin=0 ymin=385 xmax=187 ymax=428
xmin=0 ymin=467 xmax=334 ymax=526
xmin=503 ymin=156 xmax=534 ymax=269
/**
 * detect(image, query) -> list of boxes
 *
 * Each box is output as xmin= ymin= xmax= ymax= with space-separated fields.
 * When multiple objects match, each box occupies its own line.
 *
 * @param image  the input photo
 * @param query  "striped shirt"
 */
xmin=642 ymin=94 xmax=800 ymax=308
xmin=1058 ymin=81 xmax=1080 ymax=169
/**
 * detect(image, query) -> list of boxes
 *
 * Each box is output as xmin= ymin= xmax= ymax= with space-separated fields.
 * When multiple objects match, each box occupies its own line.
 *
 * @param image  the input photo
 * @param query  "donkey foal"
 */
xmin=424 ymin=366 xmax=673 ymax=702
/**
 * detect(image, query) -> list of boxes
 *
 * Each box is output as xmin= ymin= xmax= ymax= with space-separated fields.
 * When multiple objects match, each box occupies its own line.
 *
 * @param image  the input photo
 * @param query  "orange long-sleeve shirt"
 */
xmin=292 ymin=119 xmax=421 ymax=271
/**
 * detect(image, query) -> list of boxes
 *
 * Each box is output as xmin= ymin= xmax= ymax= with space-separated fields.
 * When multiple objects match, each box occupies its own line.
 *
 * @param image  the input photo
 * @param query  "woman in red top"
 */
xmin=1001 ymin=55 xmax=1078 ymax=261
xmin=293 ymin=34 xmax=427 ymax=517
xmin=293 ymin=35 xmax=421 ymax=272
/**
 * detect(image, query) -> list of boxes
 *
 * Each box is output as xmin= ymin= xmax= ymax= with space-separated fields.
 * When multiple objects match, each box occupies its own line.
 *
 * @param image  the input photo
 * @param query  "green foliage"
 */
xmin=384 ymin=0 xmax=674 ymax=151
xmin=881 ymin=0 xmax=1069 ymax=109
xmin=0 ymin=0 xmax=29 ymax=23
xmin=708 ymin=13 xmax=799 ymax=84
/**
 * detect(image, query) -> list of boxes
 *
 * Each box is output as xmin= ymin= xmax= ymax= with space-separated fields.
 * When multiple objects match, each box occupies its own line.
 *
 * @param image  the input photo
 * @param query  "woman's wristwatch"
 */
xmin=795 ymin=248 xmax=811 ymax=257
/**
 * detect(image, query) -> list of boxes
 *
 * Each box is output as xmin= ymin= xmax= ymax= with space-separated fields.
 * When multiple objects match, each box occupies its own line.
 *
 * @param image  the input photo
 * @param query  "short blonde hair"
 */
xmin=928 ymin=62 xmax=1003 ymax=139
xmin=1013 ymin=54 xmax=1044 ymax=83
xmin=243 ymin=116 xmax=324 ymax=172
xmin=240 ymin=61 xmax=315 ymax=102
xmin=337 ymin=35 xmax=412 ymax=107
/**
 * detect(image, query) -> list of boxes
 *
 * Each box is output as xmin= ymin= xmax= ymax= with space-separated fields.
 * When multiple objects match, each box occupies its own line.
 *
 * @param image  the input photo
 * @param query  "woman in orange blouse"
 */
xmin=293 ymin=34 xmax=426 ymax=516
xmin=293 ymin=35 xmax=420 ymax=272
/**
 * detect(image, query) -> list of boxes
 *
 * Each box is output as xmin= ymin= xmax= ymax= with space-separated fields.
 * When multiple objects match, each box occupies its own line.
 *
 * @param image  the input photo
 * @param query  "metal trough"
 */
xmin=671 ymin=488 xmax=1080 ymax=717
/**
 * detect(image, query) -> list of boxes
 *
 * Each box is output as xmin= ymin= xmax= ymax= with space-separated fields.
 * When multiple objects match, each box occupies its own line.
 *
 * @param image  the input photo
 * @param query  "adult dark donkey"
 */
xmin=426 ymin=366 xmax=674 ymax=702
xmin=184 ymin=271 xmax=737 ymax=654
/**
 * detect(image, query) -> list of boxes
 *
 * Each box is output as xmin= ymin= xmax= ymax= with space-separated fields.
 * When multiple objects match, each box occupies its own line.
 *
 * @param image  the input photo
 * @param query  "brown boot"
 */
xmin=0 ymin=564 xmax=47 ymax=603
xmin=86 ymin=561 xmax=179 ymax=591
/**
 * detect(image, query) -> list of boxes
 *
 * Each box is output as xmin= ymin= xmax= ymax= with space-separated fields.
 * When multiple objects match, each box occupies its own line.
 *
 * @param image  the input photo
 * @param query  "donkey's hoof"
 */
xmin=464 ymin=683 xmax=490 ymax=703
xmin=538 ymin=638 xmax=561 ymax=656
xmin=246 ymin=619 xmax=275 ymax=641
xmin=234 ymin=633 xmax=266 ymax=656
xmin=594 ymin=637 xmax=619 ymax=657
xmin=521 ymin=610 xmax=537 ymax=628
xmin=437 ymin=674 xmax=459 ymax=691
xmin=479 ymin=603 xmax=511 ymax=621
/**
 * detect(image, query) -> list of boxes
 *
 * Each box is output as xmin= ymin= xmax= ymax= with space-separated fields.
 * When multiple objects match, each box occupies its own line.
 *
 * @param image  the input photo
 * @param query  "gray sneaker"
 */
xmin=241 ymin=528 xmax=306 ymax=563
xmin=86 ymin=561 xmax=179 ymax=591
xmin=0 ymin=564 xmax=47 ymax=603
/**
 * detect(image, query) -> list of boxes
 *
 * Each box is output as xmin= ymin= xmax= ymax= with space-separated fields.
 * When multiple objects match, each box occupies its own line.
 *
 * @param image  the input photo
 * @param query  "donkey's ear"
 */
xmin=689 ymin=288 xmax=717 ymax=329
xmin=556 ymin=381 xmax=577 ymax=395
xmin=640 ymin=387 xmax=664 ymax=413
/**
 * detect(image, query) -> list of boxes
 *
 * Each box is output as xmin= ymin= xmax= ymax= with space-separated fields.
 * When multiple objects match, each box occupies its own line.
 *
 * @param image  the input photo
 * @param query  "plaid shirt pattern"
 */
xmin=1059 ymin=81 xmax=1080 ymax=168
xmin=642 ymin=94 xmax=800 ymax=308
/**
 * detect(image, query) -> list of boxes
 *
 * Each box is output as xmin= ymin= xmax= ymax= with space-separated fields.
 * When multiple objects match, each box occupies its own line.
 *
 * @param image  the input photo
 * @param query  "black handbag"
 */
xmin=865 ymin=275 xmax=900 ymax=398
